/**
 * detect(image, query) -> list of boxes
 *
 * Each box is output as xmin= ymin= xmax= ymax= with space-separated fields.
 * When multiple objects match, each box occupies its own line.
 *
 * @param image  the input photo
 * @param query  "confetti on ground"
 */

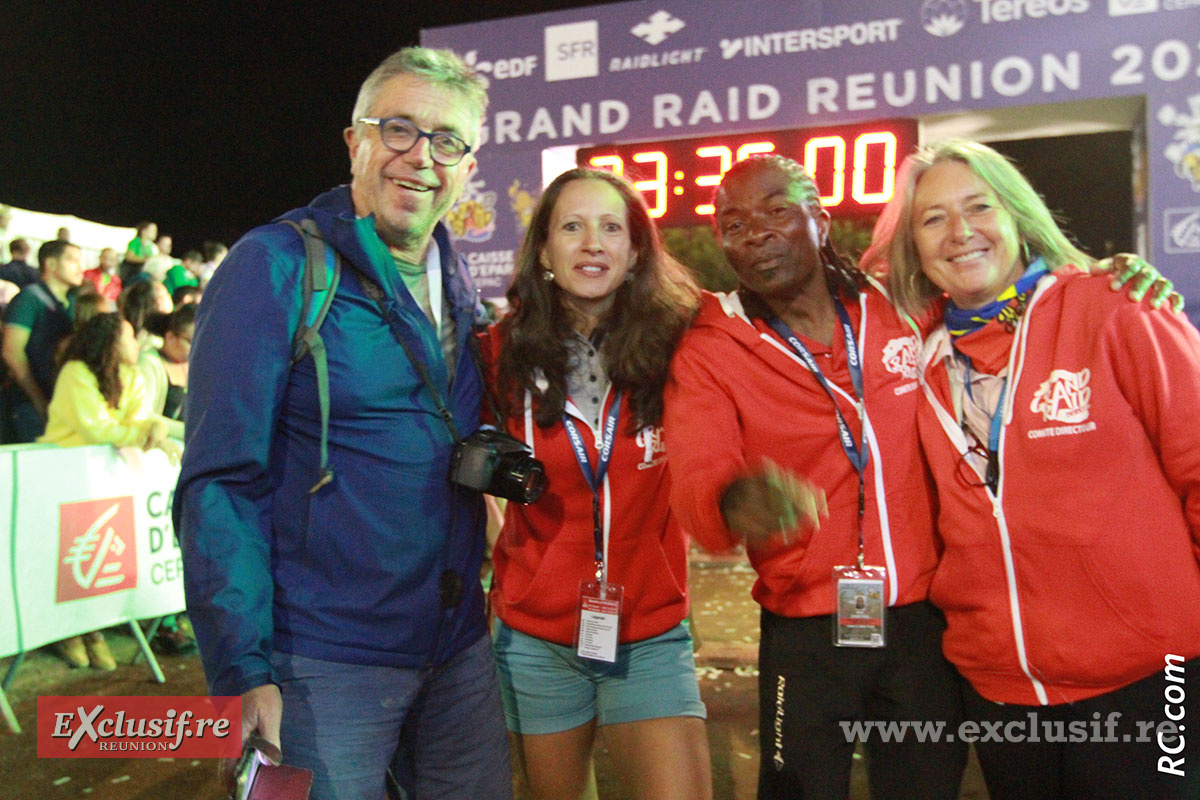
xmin=111 ymin=775 xmax=131 ymax=784
xmin=738 ymin=752 xmax=752 ymax=759
xmin=53 ymin=777 xmax=70 ymax=786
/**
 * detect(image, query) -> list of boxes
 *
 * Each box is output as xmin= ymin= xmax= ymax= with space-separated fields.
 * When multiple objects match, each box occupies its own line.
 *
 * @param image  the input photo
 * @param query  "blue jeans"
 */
xmin=272 ymin=634 xmax=512 ymax=800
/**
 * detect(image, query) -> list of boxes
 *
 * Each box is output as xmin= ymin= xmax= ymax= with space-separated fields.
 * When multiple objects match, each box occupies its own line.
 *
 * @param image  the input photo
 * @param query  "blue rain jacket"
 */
xmin=174 ymin=186 xmax=487 ymax=697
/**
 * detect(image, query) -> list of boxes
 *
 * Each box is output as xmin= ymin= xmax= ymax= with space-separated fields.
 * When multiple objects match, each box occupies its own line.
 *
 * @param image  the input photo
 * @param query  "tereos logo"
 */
xmin=921 ymin=0 xmax=969 ymax=35
xmin=57 ymin=496 xmax=138 ymax=602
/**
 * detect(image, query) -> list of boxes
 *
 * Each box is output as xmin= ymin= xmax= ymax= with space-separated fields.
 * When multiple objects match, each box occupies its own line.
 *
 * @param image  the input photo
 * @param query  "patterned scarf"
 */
xmin=944 ymin=257 xmax=1049 ymax=339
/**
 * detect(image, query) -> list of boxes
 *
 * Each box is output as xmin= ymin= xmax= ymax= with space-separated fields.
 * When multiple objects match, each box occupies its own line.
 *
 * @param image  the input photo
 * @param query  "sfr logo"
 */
xmin=545 ymin=20 xmax=599 ymax=81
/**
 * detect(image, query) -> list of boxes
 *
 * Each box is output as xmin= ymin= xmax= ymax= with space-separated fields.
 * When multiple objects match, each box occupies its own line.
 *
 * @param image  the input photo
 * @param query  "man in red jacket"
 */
xmin=665 ymin=155 xmax=966 ymax=800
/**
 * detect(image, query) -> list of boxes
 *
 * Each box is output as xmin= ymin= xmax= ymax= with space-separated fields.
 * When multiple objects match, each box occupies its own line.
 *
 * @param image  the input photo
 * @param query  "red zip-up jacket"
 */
xmin=665 ymin=286 xmax=938 ymax=618
xmin=480 ymin=328 xmax=689 ymax=645
xmin=918 ymin=268 xmax=1200 ymax=705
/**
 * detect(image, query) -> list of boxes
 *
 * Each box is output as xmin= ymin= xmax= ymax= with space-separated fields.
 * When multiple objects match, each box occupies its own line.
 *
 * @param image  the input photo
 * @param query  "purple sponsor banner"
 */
xmin=423 ymin=0 xmax=1200 ymax=322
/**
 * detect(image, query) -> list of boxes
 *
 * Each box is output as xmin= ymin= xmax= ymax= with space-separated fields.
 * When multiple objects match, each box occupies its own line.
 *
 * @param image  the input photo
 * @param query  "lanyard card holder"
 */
xmin=832 ymin=564 xmax=886 ymax=648
xmin=576 ymin=579 xmax=623 ymax=663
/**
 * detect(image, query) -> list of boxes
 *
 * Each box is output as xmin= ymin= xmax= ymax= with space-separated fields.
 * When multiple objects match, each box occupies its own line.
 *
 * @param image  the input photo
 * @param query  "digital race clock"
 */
xmin=577 ymin=118 xmax=918 ymax=226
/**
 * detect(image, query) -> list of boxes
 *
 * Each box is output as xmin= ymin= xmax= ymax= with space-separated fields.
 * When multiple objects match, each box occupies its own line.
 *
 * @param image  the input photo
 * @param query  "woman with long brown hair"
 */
xmin=481 ymin=167 xmax=711 ymax=800
xmin=40 ymin=312 xmax=179 ymax=670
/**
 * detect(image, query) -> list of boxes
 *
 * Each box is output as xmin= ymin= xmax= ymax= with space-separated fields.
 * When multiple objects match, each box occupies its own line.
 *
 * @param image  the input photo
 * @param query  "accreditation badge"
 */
xmin=832 ymin=565 xmax=886 ymax=647
xmin=576 ymin=580 xmax=623 ymax=662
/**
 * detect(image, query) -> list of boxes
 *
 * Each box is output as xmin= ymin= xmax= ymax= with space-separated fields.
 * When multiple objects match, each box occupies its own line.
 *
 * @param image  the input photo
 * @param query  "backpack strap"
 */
xmin=280 ymin=218 xmax=341 ymax=493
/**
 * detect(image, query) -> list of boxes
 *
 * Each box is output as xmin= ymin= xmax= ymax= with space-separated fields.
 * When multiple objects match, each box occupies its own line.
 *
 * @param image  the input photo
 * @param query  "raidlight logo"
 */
xmin=1109 ymin=0 xmax=1158 ymax=13
xmin=631 ymin=10 xmax=685 ymax=45
xmin=545 ymin=20 xmax=599 ymax=82
xmin=882 ymin=336 xmax=919 ymax=380
xmin=462 ymin=50 xmax=538 ymax=87
xmin=1030 ymin=368 xmax=1091 ymax=424
xmin=976 ymin=0 xmax=1090 ymax=23
xmin=921 ymin=0 xmax=969 ymax=36
xmin=57 ymin=497 xmax=137 ymax=602
xmin=1165 ymin=209 xmax=1200 ymax=253
xmin=772 ymin=674 xmax=786 ymax=770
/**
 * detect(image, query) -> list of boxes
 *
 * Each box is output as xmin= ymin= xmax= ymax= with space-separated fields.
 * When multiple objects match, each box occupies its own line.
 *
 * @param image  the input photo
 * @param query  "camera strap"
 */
xmin=345 ymin=260 xmax=463 ymax=443
xmin=562 ymin=391 xmax=623 ymax=583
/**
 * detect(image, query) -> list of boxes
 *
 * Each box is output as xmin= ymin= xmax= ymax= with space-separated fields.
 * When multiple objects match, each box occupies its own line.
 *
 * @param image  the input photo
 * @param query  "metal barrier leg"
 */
xmin=0 ymin=684 xmax=19 ymax=734
xmin=131 ymin=617 xmax=164 ymax=665
xmin=128 ymin=620 xmax=165 ymax=683
xmin=2 ymin=651 xmax=25 ymax=693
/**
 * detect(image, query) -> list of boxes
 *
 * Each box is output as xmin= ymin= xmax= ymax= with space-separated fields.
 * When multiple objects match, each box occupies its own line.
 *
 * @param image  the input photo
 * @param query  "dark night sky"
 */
xmin=4 ymin=1 xmax=609 ymax=254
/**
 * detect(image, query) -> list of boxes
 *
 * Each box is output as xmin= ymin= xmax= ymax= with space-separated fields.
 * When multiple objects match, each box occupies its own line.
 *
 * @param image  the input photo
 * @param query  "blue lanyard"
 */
xmin=563 ymin=391 xmax=623 ymax=576
xmin=766 ymin=300 xmax=868 ymax=477
xmin=766 ymin=300 xmax=870 ymax=557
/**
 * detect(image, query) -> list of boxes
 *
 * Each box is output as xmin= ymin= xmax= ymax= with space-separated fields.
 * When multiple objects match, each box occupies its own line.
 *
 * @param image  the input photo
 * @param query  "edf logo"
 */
xmin=545 ymin=20 xmax=599 ymax=81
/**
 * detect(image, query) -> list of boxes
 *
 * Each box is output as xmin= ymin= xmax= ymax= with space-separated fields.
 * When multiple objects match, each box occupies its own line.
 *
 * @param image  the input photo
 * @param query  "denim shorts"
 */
xmin=492 ymin=619 xmax=706 ymax=735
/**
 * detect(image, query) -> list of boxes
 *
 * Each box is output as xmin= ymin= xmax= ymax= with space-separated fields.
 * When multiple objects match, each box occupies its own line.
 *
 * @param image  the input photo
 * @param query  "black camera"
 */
xmin=450 ymin=428 xmax=547 ymax=504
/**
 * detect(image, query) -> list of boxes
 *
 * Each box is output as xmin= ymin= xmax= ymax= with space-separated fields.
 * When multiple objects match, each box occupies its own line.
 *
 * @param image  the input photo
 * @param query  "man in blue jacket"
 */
xmin=174 ymin=47 xmax=511 ymax=799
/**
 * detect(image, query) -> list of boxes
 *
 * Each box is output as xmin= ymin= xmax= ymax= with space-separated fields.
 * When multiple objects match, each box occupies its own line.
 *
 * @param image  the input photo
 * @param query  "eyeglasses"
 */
xmin=955 ymin=442 xmax=998 ymax=492
xmin=357 ymin=117 xmax=473 ymax=166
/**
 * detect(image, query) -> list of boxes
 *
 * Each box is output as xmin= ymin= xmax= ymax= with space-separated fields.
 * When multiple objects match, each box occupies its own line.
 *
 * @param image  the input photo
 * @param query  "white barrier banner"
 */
xmin=5 ymin=444 xmax=183 ymax=657
xmin=0 ymin=453 xmax=16 ymax=657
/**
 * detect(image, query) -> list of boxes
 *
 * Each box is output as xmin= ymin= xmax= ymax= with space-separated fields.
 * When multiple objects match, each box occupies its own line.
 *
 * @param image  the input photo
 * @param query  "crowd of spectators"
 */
xmin=0 ymin=223 xmax=224 ymax=668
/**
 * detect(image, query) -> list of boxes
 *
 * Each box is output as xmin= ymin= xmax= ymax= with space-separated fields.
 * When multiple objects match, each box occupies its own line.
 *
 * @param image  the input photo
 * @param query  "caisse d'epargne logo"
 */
xmin=56 ymin=496 xmax=137 ymax=603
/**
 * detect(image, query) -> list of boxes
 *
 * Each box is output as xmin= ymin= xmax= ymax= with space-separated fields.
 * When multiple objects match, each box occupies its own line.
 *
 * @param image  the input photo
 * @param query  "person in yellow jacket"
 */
xmin=40 ymin=313 xmax=178 ymax=453
xmin=38 ymin=312 xmax=180 ymax=669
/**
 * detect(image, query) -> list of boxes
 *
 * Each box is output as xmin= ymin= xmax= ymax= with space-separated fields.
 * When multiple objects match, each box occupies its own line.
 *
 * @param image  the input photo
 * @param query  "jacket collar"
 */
xmin=696 ymin=288 xmax=871 ymax=403
xmin=279 ymin=185 xmax=479 ymax=319
xmin=918 ymin=271 xmax=1063 ymax=436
